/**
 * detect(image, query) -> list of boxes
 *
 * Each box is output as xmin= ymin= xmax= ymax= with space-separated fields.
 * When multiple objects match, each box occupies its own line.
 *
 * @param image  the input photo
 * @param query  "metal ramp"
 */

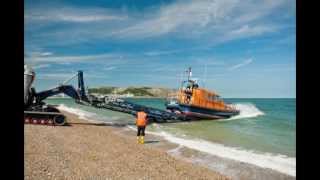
xmin=80 ymin=95 xmax=188 ymax=123
xmin=49 ymin=70 xmax=188 ymax=123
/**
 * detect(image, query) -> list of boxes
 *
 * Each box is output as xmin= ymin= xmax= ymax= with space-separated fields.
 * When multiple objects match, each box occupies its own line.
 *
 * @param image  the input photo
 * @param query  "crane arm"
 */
xmin=34 ymin=71 xmax=88 ymax=103
xmin=35 ymin=85 xmax=82 ymax=103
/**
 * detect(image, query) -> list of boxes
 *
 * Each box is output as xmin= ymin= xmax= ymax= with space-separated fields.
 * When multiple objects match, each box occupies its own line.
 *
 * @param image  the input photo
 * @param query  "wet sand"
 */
xmin=24 ymin=111 xmax=228 ymax=180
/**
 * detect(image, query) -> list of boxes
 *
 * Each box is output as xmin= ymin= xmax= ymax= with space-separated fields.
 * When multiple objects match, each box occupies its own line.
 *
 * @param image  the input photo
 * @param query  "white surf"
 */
xmin=221 ymin=103 xmax=265 ymax=121
xmin=148 ymin=130 xmax=296 ymax=177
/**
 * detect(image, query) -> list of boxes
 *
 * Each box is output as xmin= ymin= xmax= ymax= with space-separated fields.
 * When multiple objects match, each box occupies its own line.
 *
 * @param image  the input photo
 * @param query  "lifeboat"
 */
xmin=165 ymin=67 xmax=240 ymax=120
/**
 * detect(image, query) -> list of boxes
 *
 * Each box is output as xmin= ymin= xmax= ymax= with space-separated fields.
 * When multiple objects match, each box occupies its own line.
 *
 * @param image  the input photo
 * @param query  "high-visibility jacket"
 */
xmin=136 ymin=111 xmax=147 ymax=126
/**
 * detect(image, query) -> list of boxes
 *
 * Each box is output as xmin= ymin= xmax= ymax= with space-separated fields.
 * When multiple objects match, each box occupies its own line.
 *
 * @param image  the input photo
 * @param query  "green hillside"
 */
xmin=88 ymin=86 xmax=174 ymax=97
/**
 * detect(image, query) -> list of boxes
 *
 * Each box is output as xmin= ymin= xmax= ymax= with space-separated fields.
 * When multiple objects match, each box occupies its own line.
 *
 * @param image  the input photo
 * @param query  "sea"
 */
xmin=45 ymin=98 xmax=296 ymax=176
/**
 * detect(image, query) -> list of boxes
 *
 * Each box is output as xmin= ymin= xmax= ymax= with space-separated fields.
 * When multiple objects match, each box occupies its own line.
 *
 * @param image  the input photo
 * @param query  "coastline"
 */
xmin=25 ymin=109 xmax=295 ymax=180
xmin=25 ymin=111 xmax=228 ymax=180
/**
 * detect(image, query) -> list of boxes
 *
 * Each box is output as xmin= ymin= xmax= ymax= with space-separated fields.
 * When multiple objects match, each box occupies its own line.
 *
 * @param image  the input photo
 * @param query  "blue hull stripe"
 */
xmin=166 ymin=103 xmax=239 ymax=119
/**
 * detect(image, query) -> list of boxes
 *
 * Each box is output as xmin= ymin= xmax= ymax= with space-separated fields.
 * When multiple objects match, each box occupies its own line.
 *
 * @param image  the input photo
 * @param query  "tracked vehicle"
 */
xmin=24 ymin=65 xmax=88 ymax=126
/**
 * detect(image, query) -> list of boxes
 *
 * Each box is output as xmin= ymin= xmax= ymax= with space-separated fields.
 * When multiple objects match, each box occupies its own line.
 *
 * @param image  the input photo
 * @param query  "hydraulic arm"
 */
xmin=31 ymin=70 xmax=89 ymax=106
xmin=35 ymin=85 xmax=81 ymax=103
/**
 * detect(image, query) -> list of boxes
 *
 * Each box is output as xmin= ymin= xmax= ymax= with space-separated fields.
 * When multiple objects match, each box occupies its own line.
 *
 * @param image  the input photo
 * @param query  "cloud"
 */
xmin=228 ymin=58 xmax=253 ymax=71
xmin=143 ymin=50 xmax=181 ymax=56
xmin=25 ymin=0 xmax=294 ymax=48
xmin=112 ymin=0 xmax=236 ymax=38
xmin=41 ymin=52 xmax=53 ymax=56
xmin=25 ymin=6 xmax=127 ymax=24
xmin=37 ymin=72 xmax=106 ymax=81
xmin=228 ymin=24 xmax=277 ymax=37
xmin=104 ymin=66 xmax=117 ymax=71
xmin=24 ymin=52 xmax=125 ymax=66
xmin=33 ymin=64 xmax=51 ymax=69
xmin=37 ymin=73 xmax=75 ymax=80
xmin=111 ymin=0 xmax=291 ymax=40
xmin=215 ymin=24 xmax=279 ymax=44
xmin=27 ymin=51 xmax=53 ymax=58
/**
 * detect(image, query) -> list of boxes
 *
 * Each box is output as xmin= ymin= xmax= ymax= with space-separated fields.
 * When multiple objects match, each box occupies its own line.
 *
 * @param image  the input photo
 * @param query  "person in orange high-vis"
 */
xmin=136 ymin=109 xmax=148 ymax=144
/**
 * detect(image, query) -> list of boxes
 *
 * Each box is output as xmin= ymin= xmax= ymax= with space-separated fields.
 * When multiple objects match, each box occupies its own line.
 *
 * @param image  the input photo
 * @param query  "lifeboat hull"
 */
xmin=166 ymin=103 xmax=239 ymax=120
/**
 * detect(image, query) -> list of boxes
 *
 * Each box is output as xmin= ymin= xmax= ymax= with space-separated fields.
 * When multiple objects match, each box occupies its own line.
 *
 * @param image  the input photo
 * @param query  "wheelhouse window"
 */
xmin=206 ymin=95 xmax=220 ymax=101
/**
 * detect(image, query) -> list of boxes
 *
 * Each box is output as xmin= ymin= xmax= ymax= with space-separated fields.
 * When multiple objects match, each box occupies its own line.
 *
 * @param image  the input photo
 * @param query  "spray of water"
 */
xmin=223 ymin=103 xmax=264 ymax=121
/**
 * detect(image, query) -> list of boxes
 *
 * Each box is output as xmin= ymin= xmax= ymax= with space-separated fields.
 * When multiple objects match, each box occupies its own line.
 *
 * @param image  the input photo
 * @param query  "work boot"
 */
xmin=141 ymin=136 xmax=144 ymax=144
xmin=137 ymin=136 xmax=140 ymax=144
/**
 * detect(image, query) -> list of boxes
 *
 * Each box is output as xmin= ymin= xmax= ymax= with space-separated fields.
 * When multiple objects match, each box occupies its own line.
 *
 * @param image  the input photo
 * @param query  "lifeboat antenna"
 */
xmin=178 ymin=71 xmax=183 ymax=90
xmin=187 ymin=67 xmax=192 ymax=81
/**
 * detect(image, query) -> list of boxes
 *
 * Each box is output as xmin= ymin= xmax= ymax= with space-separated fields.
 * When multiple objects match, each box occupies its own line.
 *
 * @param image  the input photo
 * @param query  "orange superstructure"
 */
xmin=177 ymin=88 xmax=236 ymax=112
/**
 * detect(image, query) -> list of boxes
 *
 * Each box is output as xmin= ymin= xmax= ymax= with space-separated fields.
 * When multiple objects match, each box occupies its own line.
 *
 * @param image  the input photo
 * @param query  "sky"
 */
xmin=24 ymin=0 xmax=296 ymax=98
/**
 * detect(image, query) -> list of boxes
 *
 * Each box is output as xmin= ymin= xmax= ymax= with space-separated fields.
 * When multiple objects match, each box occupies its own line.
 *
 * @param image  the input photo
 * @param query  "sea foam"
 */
xmin=57 ymin=104 xmax=105 ymax=123
xmin=221 ymin=103 xmax=265 ymax=121
xmin=147 ymin=130 xmax=295 ymax=177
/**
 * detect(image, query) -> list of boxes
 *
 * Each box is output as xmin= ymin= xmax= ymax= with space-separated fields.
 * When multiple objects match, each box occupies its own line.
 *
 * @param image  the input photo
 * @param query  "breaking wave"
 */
xmin=57 ymin=104 xmax=134 ymax=125
xmin=148 ymin=130 xmax=296 ymax=177
xmin=223 ymin=103 xmax=265 ymax=121
xmin=57 ymin=104 xmax=106 ymax=123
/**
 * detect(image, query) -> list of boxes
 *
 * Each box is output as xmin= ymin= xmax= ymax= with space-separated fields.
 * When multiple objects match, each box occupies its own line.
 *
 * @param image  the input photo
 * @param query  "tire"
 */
xmin=53 ymin=115 xmax=66 ymax=126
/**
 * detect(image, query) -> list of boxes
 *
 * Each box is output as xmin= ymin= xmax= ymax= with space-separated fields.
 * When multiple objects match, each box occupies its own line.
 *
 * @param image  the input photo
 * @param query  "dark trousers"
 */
xmin=137 ymin=126 xmax=146 ymax=136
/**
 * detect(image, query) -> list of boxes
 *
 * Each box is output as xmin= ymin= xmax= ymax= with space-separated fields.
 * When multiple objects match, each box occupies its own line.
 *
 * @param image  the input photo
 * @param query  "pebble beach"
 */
xmin=24 ymin=111 xmax=228 ymax=180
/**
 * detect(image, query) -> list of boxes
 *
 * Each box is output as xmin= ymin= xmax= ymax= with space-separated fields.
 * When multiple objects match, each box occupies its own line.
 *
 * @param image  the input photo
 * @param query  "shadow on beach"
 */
xmin=66 ymin=122 xmax=136 ymax=127
xmin=144 ymin=140 xmax=160 ymax=144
